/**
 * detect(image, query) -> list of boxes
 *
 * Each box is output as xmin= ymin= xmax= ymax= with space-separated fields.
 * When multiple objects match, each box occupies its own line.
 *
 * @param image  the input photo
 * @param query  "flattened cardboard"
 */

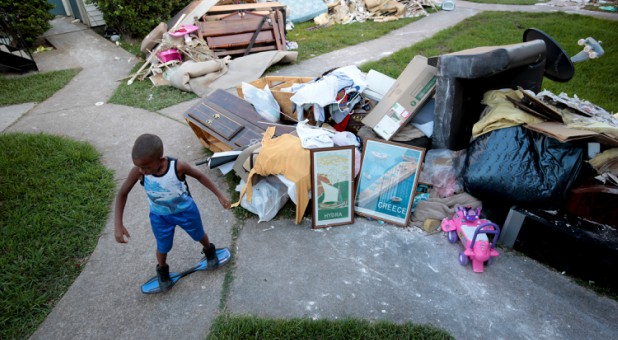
xmin=525 ymin=121 xmax=618 ymax=147
xmin=362 ymin=55 xmax=437 ymax=140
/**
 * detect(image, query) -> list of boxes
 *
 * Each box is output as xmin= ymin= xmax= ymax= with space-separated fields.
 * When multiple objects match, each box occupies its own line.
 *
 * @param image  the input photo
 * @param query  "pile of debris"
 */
xmin=314 ymin=0 xmax=437 ymax=26
xmin=171 ymin=19 xmax=617 ymax=288
xmin=126 ymin=0 xmax=437 ymax=90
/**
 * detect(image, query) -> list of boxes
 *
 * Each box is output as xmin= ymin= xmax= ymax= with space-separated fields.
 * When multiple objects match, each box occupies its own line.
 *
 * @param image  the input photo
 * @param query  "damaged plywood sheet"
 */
xmin=168 ymin=0 xmax=219 ymax=28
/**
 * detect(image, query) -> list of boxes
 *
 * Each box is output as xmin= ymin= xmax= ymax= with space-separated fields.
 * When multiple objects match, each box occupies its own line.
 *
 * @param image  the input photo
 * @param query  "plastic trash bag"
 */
xmin=463 ymin=126 xmax=584 ymax=207
xmin=238 ymin=175 xmax=289 ymax=222
xmin=419 ymin=148 xmax=467 ymax=198
xmin=242 ymin=82 xmax=281 ymax=123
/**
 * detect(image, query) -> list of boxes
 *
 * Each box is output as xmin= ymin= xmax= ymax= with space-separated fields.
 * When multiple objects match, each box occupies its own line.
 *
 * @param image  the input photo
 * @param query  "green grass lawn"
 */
xmin=207 ymin=315 xmax=453 ymax=340
xmin=0 ymin=133 xmax=115 ymax=339
xmin=362 ymin=11 xmax=618 ymax=113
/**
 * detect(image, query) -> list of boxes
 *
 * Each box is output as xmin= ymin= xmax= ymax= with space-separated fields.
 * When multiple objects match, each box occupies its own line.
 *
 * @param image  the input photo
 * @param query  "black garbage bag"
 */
xmin=463 ymin=126 xmax=584 ymax=208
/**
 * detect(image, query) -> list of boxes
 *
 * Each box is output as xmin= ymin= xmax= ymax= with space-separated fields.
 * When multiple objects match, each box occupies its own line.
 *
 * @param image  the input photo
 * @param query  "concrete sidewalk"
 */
xmin=2 ymin=4 xmax=618 ymax=340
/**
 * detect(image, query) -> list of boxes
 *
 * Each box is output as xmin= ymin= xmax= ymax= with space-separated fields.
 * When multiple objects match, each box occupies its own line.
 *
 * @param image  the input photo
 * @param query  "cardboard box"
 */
xmin=525 ymin=121 xmax=618 ymax=147
xmin=237 ymin=76 xmax=314 ymax=122
xmin=362 ymin=55 xmax=437 ymax=140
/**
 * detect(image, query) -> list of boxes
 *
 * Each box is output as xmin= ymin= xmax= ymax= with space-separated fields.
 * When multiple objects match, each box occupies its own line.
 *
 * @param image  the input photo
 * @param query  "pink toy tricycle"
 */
xmin=441 ymin=205 xmax=500 ymax=273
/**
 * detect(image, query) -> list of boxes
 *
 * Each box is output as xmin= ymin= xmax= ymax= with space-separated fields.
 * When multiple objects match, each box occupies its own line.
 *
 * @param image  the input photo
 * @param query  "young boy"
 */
xmin=114 ymin=133 xmax=230 ymax=292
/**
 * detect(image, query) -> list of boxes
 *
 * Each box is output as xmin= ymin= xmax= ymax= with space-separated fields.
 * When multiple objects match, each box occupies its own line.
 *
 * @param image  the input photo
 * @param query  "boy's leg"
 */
xmin=150 ymin=213 xmax=175 ymax=292
xmin=198 ymin=235 xmax=211 ymax=248
xmin=156 ymin=250 xmax=168 ymax=267
xmin=174 ymin=201 xmax=218 ymax=266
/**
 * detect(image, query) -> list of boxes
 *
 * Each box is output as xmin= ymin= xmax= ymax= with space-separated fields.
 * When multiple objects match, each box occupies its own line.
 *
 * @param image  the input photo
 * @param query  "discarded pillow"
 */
xmin=241 ymin=82 xmax=281 ymax=123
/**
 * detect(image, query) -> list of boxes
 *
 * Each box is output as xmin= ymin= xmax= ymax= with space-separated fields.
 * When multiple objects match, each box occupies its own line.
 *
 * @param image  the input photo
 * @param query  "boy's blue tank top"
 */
xmin=143 ymin=158 xmax=193 ymax=215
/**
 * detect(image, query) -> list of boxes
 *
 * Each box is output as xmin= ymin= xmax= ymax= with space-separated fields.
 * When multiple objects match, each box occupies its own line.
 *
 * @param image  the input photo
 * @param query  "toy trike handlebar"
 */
xmin=469 ymin=222 xmax=501 ymax=250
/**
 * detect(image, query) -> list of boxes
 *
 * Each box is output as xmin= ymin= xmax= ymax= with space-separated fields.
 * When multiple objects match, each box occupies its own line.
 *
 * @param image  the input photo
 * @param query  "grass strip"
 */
xmin=0 ymin=68 xmax=80 ymax=106
xmin=207 ymin=315 xmax=454 ymax=339
xmin=0 ymin=133 xmax=115 ymax=339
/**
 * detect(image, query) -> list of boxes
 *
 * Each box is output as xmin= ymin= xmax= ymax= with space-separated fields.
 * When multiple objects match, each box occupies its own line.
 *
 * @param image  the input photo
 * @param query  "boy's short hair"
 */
xmin=132 ymin=134 xmax=163 ymax=161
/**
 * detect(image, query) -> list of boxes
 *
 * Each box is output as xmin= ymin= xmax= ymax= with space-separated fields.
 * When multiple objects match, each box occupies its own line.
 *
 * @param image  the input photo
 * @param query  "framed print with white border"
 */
xmin=310 ymin=146 xmax=355 ymax=229
xmin=354 ymin=138 xmax=425 ymax=227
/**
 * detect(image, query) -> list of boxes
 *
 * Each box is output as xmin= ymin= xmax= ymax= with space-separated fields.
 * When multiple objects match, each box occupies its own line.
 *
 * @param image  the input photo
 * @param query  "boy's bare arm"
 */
xmin=114 ymin=167 xmax=141 ymax=243
xmin=179 ymin=160 xmax=231 ymax=209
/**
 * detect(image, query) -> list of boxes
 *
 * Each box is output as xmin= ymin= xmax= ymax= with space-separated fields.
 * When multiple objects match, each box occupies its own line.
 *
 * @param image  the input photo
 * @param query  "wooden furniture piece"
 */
xmin=566 ymin=181 xmax=618 ymax=226
xmin=184 ymin=89 xmax=296 ymax=152
xmin=199 ymin=2 xmax=287 ymax=58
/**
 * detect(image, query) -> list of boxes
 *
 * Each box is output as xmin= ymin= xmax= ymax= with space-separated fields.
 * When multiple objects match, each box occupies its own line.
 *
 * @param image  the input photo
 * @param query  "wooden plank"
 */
xmin=213 ymin=45 xmax=276 ymax=57
xmin=275 ymin=10 xmax=287 ymax=50
xmin=206 ymin=31 xmax=275 ymax=49
xmin=270 ymin=12 xmax=282 ymax=51
xmin=202 ymin=11 xmax=271 ymax=21
xmin=207 ymin=2 xmax=286 ymax=13
xmin=200 ymin=17 xmax=273 ymax=37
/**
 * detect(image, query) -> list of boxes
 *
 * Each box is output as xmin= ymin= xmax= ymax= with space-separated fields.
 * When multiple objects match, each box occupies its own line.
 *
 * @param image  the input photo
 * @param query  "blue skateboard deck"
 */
xmin=141 ymin=247 xmax=231 ymax=294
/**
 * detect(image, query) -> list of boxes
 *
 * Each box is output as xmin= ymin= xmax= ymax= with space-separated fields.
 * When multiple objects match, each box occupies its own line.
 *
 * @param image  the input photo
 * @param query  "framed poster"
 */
xmin=310 ymin=146 xmax=355 ymax=229
xmin=354 ymin=138 xmax=425 ymax=227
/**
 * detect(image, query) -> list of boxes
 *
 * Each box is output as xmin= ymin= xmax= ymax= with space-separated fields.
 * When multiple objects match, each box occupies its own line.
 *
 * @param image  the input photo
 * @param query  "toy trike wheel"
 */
xmin=447 ymin=231 xmax=458 ymax=243
xmin=459 ymin=252 xmax=470 ymax=266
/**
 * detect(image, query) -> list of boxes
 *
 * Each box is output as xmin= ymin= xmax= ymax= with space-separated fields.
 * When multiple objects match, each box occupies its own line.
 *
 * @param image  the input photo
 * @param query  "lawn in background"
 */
xmin=0 ymin=133 xmax=115 ymax=339
xmin=0 ymin=68 xmax=80 ymax=106
xmin=361 ymin=11 xmax=618 ymax=113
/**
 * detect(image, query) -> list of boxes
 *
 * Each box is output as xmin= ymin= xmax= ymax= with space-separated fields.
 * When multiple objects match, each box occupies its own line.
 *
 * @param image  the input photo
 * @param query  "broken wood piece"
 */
xmin=127 ymin=57 xmax=153 ymax=85
xmin=244 ymin=14 xmax=269 ymax=56
xmin=199 ymin=10 xmax=286 ymax=58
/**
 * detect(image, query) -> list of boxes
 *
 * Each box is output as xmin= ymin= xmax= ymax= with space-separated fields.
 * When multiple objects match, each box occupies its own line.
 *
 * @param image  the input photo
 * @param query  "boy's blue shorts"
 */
xmin=149 ymin=201 xmax=205 ymax=254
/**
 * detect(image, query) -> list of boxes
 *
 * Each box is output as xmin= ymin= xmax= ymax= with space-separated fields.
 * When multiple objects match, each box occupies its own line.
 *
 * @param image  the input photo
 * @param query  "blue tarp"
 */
xmin=278 ymin=0 xmax=328 ymax=23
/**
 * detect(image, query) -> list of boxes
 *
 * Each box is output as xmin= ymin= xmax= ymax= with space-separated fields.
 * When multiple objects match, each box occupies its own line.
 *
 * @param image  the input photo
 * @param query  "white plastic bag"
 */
xmin=241 ymin=82 xmax=281 ymax=123
xmin=238 ymin=176 xmax=289 ymax=222
xmin=419 ymin=148 xmax=467 ymax=198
